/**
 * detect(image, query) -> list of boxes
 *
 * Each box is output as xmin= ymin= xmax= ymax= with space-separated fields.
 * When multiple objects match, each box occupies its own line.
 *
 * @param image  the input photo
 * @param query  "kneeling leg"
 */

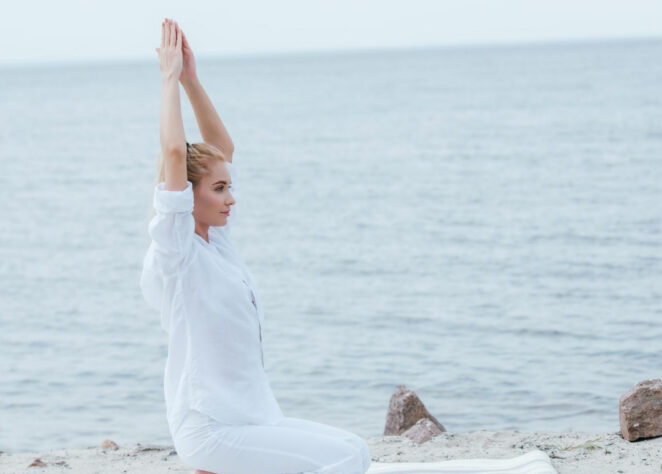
xmin=182 ymin=422 xmax=365 ymax=474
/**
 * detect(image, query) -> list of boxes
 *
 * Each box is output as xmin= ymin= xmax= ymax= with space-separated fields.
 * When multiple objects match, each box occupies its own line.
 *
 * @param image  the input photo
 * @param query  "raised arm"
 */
xmin=157 ymin=18 xmax=187 ymax=191
xmin=178 ymin=28 xmax=234 ymax=163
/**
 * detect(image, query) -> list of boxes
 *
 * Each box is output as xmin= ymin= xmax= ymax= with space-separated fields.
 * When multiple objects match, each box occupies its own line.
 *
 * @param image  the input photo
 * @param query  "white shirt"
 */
xmin=139 ymin=161 xmax=285 ymax=432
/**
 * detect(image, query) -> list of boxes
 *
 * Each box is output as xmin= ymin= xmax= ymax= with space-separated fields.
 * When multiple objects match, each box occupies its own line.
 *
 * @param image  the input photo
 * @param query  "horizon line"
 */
xmin=1 ymin=33 xmax=660 ymax=70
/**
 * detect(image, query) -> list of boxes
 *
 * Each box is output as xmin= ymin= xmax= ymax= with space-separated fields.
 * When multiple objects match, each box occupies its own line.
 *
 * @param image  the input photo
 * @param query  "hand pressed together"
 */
xmin=156 ymin=18 xmax=183 ymax=81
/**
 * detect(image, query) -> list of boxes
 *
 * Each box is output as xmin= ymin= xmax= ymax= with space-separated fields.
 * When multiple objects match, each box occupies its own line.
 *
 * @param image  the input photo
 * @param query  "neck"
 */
xmin=194 ymin=221 xmax=210 ymax=243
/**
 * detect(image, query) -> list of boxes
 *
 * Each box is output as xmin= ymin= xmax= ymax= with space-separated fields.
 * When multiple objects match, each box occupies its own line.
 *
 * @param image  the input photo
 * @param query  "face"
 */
xmin=192 ymin=160 xmax=235 ymax=227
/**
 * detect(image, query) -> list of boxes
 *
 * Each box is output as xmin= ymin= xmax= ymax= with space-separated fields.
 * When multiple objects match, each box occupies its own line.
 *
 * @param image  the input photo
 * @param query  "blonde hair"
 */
xmin=146 ymin=142 xmax=228 ymax=228
xmin=155 ymin=141 xmax=227 ymax=187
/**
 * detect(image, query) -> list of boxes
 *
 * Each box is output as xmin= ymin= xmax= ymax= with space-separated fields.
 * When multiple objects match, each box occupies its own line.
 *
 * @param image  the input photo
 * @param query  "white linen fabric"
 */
xmin=139 ymin=160 xmax=285 ymax=434
xmin=172 ymin=408 xmax=370 ymax=474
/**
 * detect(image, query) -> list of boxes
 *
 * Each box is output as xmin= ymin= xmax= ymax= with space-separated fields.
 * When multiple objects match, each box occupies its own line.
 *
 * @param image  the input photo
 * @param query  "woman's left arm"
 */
xmin=179 ymin=29 xmax=234 ymax=162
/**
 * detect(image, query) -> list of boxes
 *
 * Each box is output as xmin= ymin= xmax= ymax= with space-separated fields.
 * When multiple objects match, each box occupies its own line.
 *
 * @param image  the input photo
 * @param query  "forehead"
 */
xmin=203 ymin=160 xmax=231 ymax=183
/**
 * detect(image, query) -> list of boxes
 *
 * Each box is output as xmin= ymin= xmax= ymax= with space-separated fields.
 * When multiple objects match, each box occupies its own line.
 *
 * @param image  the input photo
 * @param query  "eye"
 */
xmin=215 ymin=185 xmax=225 ymax=192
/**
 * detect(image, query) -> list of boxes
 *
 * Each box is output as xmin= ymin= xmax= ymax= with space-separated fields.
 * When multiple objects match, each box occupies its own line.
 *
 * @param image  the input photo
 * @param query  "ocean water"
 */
xmin=0 ymin=37 xmax=660 ymax=453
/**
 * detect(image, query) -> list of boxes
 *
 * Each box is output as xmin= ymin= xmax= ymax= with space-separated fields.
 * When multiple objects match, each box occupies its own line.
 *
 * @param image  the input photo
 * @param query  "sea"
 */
xmin=0 ymin=37 xmax=660 ymax=453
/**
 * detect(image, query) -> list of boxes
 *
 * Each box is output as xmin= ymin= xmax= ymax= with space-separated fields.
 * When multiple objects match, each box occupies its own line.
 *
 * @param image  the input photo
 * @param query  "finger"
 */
xmin=182 ymin=30 xmax=189 ymax=49
xmin=169 ymin=21 xmax=175 ymax=47
xmin=175 ymin=23 xmax=181 ymax=50
xmin=164 ymin=19 xmax=171 ymax=46
xmin=160 ymin=21 xmax=165 ymax=48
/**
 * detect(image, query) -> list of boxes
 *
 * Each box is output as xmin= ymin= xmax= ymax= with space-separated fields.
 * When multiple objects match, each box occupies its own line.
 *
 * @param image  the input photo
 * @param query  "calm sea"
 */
xmin=0 ymin=37 xmax=660 ymax=453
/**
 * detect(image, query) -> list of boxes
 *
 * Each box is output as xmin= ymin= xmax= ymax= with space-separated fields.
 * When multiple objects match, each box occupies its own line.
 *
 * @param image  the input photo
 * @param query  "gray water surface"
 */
xmin=0 ymin=37 xmax=660 ymax=453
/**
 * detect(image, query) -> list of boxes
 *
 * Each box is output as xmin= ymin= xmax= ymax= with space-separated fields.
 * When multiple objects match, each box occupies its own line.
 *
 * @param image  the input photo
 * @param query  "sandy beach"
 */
xmin=1 ymin=429 xmax=660 ymax=473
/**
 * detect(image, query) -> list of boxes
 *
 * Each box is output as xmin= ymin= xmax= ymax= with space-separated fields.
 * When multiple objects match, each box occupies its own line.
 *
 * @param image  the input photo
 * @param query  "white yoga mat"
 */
xmin=366 ymin=450 xmax=558 ymax=473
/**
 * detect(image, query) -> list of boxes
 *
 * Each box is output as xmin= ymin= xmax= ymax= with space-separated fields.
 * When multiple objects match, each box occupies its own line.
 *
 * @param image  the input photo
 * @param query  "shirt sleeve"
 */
xmin=139 ymin=244 xmax=181 ymax=332
xmin=147 ymin=180 xmax=196 ymax=276
xmin=209 ymin=160 xmax=237 ymax=242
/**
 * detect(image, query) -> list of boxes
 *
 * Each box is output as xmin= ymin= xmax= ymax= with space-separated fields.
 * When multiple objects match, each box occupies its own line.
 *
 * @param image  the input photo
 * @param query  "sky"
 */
xmin=2 ymin=0 xmax=661 ymax=66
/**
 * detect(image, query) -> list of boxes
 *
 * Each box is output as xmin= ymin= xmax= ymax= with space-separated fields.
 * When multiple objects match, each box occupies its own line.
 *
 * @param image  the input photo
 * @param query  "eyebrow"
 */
xmin=212 ymin=180 xmax=231 ymax=185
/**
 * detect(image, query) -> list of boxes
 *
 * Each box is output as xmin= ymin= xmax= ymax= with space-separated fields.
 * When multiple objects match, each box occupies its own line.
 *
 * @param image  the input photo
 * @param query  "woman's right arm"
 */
xmin=144 ymin=19 xmax=196 ymax=278
xmin=158 ymin=18 xmax=187 ymax=191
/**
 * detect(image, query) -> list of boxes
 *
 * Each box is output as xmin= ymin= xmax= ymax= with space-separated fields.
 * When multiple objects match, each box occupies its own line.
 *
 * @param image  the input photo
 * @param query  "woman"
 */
xmin=140 ymin=18 xmax=371 ymax=474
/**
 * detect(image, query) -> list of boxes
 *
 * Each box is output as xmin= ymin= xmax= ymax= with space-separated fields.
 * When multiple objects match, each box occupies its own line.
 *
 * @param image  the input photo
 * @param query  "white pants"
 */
xmin=171 ymin=409 xmax=371 ymax=474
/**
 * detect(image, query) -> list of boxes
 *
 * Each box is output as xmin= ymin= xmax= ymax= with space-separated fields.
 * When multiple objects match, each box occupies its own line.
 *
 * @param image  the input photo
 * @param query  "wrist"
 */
xmin=181 ymin=75 xmax=199 ymax=88
xmin=162 ymin=73 xmax=180 ymax=85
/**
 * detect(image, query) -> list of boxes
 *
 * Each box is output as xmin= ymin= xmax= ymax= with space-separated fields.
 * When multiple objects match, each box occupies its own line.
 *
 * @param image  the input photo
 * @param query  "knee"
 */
xmin=172 ymin=436 xmax=208 ymax=471
xmin=331 ymin=442 xmax=367 ymax=474
xmin=175 ymin=448 xmax=215 ymax=474
xmin=173 ymin=443 xmax=197 ymax=469
xmin=356 ymin=437 xmax=371 ymax=472
xmin=174 ymin=448 xmax=195 ymax=469
xmin=342 ymin=435 xmax=371 ymax=473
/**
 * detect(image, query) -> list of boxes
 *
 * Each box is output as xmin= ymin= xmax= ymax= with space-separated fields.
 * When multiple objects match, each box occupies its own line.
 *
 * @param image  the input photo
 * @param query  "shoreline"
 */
xmin=2 ymin=429 xmax=660 ymax=473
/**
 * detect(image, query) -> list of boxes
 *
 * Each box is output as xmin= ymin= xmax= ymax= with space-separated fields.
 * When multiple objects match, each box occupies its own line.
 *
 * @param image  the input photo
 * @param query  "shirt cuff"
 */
xmin=153 ymin=180 xmax=194 ymax=214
